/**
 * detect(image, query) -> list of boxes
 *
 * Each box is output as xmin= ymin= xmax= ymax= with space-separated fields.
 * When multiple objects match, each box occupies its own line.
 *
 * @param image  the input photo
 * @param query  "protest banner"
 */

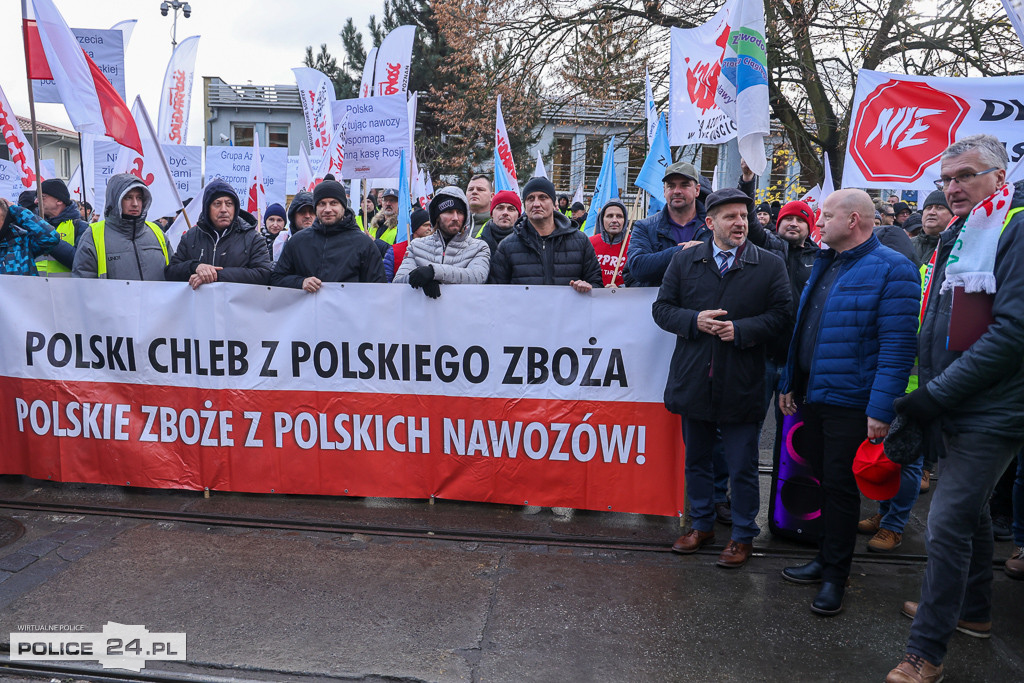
xmin=0 ymin=83 xmax=39 ymax=191
xmin=205 ymin=145 xmax=288 ymax=207
xmin=293 ymin=67 xmax=335 ymax=156
xmin=0 ymin=159 xmax=27 ymax=200
xmin=161 ymin=144 xmax=202 ymax=198
xmin=31 ymin=28 xmax=126 ymax=103
xmin=372 ymin=25 xmax=415 ymax=97
xmin=330 ymin=94 xmax=410 ymax=179
xmin=842 ymin=69 xmax=1024 ymax=189
xmin=112 ymin=97 xmax=184 ymax=219
xmin=0 ymin=279 xmax=685 ymax=517
xmin=157 ymin=35 xmax=200 ymax=145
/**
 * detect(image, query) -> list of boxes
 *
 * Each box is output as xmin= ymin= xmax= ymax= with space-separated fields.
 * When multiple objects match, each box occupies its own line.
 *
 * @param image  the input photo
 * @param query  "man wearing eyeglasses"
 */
xmin=886 ymin=134 xmax=1024 ymax=683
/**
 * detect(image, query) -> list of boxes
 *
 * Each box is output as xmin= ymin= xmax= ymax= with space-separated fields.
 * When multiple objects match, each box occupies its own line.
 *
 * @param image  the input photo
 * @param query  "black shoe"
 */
xmin=715 ymin=501 xmax=733 ymax=525
xmin=782 ymin=559 xmax=824 ymax=585
xmin=810 ymin=582 xmax=845 ymax=616
xmin=992 ymin=515 xmax=1013 ymax=542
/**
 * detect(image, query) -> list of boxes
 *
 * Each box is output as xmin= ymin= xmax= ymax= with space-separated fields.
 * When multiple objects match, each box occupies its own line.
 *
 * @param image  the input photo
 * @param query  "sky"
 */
xmin=1 ymin=0 xmax=377 ymax=145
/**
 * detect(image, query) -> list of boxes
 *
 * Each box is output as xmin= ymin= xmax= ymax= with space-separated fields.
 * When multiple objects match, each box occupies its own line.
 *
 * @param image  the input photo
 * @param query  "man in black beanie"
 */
xmin=488 ymin=176 xmax=602 ymax=292
xmin=271 ymin=179 xmax=385 ymax=290
xmin=37 ymin=178 xmax=88 ymax=276
xmin=912 ymin=189 xmax=954 ymax=267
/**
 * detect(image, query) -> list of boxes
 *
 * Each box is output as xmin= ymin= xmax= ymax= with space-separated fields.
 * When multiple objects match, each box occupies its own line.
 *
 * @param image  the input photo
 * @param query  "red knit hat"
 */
xmin=490 ymin=190 xmax=522 ymax=215
xmin=777 ymin=200 xmax=814 ymax=227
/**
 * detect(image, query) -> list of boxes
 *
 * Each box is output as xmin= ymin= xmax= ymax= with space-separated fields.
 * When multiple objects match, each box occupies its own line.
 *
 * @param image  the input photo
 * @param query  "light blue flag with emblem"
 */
xmin=635 ymin=113 xmax=670 ymax=213
xmin=494 ymin=146 xmax=516 ymax=193
xmin=584 ymin=137 xmax=619 ymax=235
xmin=395 ymin=149 xmax=410 ymax=243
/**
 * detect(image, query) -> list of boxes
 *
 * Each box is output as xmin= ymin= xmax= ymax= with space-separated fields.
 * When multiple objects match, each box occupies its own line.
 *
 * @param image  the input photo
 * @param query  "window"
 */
xmin=700 ymin=144 xmax=718 ymax=182
xmin=59 ymin=146 xmax=71 ymax=178
xmin=232 ymin=123 xmax=254 ymax=147
xmin=551 ymin=137 xmax=573 ymax=192
xmin=584 ymin=137 xmax=606 ymax=191
xmin=627 ymin=141 xmax=646 ymax=190
xmin=267 ymin=124 xmax=289 ymax=148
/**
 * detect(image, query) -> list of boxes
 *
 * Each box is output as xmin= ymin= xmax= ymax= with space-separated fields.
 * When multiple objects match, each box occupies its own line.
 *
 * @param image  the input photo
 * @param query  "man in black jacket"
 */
xmin=271 ymin=180 xmax=385 ymax=291
xmin=653 ymin=188 xmax=792 ymax=569
xmin=887 ymin=134 xmax=1024 ymax=683
xmin=488 ymin=177 xmax=602 ymax=292
xmin=165 ymin=179 xmax=272 ymax=288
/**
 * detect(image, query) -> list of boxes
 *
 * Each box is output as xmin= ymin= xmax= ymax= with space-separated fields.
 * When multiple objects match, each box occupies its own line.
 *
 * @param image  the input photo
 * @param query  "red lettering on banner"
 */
xmin=850 ymin=79 xmax=969 ymax=183
xmin=0 ymin=106 xmax=36 ymax=188
xmin=167 ymin=69 xmax=187 ymax=144
xmin=496 ymin=133 xmax=517 ymax=180
xmin=685 ymin=25 xmax=730 ymax=114
xmin=1 ymin=378 xmax=684 ymax=516
xmin=309 ymin=86 xmax=330 ymax=150
xmin=380 ymin=62 xmax=402 ymax=96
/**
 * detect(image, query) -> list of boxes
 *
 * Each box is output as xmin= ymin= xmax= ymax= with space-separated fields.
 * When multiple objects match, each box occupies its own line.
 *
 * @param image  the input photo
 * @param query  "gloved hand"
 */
xmin=408 ymin=264 xmax=435 ymax=289
xmin=893 ymin=386 xmax=944 ymax=421
xmin=422 ymin=280 xmax=441 ymax=299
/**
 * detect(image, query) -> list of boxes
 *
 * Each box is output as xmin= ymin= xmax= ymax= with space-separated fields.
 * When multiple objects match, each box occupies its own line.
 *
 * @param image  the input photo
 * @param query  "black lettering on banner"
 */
xmin=980 ymin=99 xmax=1024 ymax=122
xmin=314 ymin=341 xmax=338 ymax=378
xmin=340 ymin=342 xmax=357 ymax=379
xmin=502 ymin=346 xmax=524 ymax=384
xmin=527 ymin=347 xmax=548 ymax=384
xmin=604 ymin=348 xmax=627 ymax=387
xmin=25 ymin=331 xmax=44 ymax=366
xmin=552 ymin=348 xmax=579 ymax=386
xmin=581 ymin=348 xmax=602 ymax=386
xmin=292 ymin=341 xmax=310 ymax=376
xmin=378 ymin=343 xmax=400 ymax=380
xmin=415 ymin=344 xmax=431 ymax=381
xmin=48 ymin=333 xmax=73 ymax=367
xmin=357 ymin=342 xmax=375 ymax=379
xmin=149 ymin=339 xmax=168 ymax=372
xmin=435 ymin=345 xmax=459 ymax=382
xmin=464 ymin=345 xmax=488 ymax=383
xmin=208 ymin=340 xmax=225 ymax=376
xmin=260 ymin=340 xmax=278 ymax=377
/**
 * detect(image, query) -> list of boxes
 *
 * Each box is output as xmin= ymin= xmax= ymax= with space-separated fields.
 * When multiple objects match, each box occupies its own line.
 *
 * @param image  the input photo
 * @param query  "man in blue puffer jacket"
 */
xmin=777 ymin=188 xmax=920 ymax=617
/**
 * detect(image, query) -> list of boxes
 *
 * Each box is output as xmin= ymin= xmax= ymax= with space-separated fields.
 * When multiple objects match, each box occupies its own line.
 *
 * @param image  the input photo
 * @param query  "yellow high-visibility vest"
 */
xmin=90 ymin=221 xmax=168 ymax=278
xmin=35 ymin=218 xmax=77 ymax=275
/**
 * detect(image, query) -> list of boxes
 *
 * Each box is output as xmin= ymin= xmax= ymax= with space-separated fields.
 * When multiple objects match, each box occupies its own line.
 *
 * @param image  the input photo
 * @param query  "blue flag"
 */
xmin=635 ymin=113 xmax=670 ymax=213
xmin=396 ymin=149 xmax=411 ymax=243
xmin=494 ymin=146 xmax=516 ymax=193
xmin=584 ymin=136 xmax=619 ymax=235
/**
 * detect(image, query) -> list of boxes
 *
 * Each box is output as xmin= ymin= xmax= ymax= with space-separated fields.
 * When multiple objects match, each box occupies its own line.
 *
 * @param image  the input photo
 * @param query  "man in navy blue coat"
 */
xmin=778 ymin=188 xmax=920 ymax=616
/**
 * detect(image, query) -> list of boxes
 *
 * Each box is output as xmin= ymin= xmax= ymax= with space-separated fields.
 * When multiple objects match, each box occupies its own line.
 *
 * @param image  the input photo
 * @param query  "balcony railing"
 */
xmin=207 ymin=83 xmax=302 ymax=109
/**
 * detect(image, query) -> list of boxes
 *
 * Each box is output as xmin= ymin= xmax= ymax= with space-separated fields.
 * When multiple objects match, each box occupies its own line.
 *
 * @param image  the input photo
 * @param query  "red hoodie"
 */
xmin=589 ymin=233 xmax=629 ymax=287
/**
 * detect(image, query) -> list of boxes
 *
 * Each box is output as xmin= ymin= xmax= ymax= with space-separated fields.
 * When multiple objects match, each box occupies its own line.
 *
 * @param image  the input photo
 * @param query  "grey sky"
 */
xmin=1 ymin=0 xmax=377 ymax=145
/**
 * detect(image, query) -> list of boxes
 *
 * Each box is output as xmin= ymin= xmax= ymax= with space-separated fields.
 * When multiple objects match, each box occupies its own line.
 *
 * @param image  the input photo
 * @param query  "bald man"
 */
xmin=777 ymin=188 xmax=920 ymax=617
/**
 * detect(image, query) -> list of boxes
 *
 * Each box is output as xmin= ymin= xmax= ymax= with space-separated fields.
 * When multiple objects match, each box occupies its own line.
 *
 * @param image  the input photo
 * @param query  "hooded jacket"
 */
xmin=487 ymin=210 xmax=603 ymax=287
xmin=164 ymin=179 xmax=272 ymax=285
xmin=589 ymin=199 xmax=630 ymax=287
xmin=270 ymin=207 xmax=385 ymax=287
xmin=287 ymin=191 xmax=315 ymax=233
xmin=918 ymin=180 xmax=1024 ymax=437
xmin=71 ymin=174 xmax=167 ymax=280
xmin=0 ymin=204 xmax=60 ymax=275
xmin=394 ymin=187 xmax=490 ymax=285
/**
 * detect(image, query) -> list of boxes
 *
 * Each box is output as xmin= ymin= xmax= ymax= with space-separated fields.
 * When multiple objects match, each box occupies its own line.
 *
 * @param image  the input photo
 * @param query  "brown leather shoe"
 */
xmin=671 ymin=529 xmax=715 ymax=554
xmin=868 ymin=528 xmax=903 ymax=552
xmin=1005 ymin=546 xmax=1024 ymax=580
xmin=885 ymin=653 xmax=944 ymax=683
xmin=920 ymin=469 xmax=931 ymax=494
xmin=901 ymin=600 xmax=991 ymax=638
xmin=857 ymin=512 xmax=882 ymax=535
xmin=716 ymin=540 xmax=752 ymax=568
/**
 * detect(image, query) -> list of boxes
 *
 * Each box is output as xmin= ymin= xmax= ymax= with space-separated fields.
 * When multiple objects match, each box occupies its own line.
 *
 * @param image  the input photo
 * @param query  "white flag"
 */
xmin=110 ymin=19 xmax=137 ymax=46
xmin=293 ymin=67 xmax=335 ymax=156
xmin=296 ymin=145 xmax=315 ymax=194
xmin=165 ymin=188 xmax=200 ymax=253
xmin=360 ymin=47 xmax=378 ymax=98
xmin=0 ymin=82 xmax=39 ymax=191
xmin=800 ymin=184 xmax=821 ymax=206
xmin=819 ymin=152 xmax=836 ymax=207
xmin=425 ymin=171 xmax=434 ymax=199
xmin=533 ymin=151 xmax=547 ymax=179
xmin=645 ymin=67 xmax=658 ymax=146
xmin=246 ymin=131 xmax=267 ymax=224
xmin=711 ymin=164 xmax=720 ymax=192
xmin=157 ymin=35 xmax=199 ymax=145
xmin=1003 ymin=0 xmax=1024 ymax=47
xmin=313 ymin=114 xmax=350 ymax=182
xmin=572 ymin=180 xmax=584 ymax=207
xmin=111 ymin=96 xmax=184 ymax=219
xmin=373 ymin=26 xmax=416 ymax=96
xmin=415 ymin=169 xmax=428 ymax=208
xmin=715 ymin=0 xmax=770 ymax=175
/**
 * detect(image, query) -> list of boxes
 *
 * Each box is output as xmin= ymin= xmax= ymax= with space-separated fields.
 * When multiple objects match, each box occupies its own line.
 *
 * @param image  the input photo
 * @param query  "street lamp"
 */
xmin=159 ymin=0 xmax=192 ymax=48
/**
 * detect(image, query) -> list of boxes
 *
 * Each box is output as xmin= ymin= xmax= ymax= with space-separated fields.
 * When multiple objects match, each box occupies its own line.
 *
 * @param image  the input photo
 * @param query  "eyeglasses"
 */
xmin=883 ymin=212 xmax=895 ymax=217
xmin=933 ymin=167 xmax=999 ymax=190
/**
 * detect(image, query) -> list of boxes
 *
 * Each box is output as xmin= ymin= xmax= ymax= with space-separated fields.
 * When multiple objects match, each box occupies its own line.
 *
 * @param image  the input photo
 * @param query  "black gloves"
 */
xmin=408 ymin=265 xmax=440 ymax=298
xmin=893 ymin=386 xmax=944 ymax=421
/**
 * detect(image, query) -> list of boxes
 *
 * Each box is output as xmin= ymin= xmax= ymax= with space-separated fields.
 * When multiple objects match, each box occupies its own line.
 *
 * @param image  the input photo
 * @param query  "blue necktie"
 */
xmin=717 ymin=251 xmax=731 ymax=275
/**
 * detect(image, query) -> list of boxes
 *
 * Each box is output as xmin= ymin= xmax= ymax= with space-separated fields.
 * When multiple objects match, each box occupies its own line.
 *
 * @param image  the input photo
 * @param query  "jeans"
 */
xmin=682 ymin=418 xmax=760 ymax=544
xmin=799 ymin=403 xmax=866 ymax=583
xmin=712 ymin=435 xmax=729 ymax=505
xmin=1013 ymin=449 xmax=1024 ymax=546
xmin=878 ymin=456 xmax=924 ymax=533
xmin=907 ymin=430 xmax=1024 ymax=665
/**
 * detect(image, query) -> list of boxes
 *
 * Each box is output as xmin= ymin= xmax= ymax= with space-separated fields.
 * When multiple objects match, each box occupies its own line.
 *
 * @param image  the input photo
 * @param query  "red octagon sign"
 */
xmin=850 ymin=79 xmax=969 ymax=183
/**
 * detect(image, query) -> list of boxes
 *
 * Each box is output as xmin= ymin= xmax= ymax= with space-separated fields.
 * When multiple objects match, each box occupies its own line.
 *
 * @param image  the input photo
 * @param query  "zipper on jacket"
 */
xmin=131 ymin=229 xmax=145 ymax=279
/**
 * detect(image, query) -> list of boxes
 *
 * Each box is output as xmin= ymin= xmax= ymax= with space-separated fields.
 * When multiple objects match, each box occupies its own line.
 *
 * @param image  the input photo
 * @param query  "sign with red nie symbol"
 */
xmin=843 ymin=70 xmax=1024 ymax=190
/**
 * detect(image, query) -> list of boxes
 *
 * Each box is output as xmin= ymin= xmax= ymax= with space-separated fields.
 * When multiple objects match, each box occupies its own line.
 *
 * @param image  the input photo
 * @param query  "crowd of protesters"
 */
xmin=1 ymin=133 xmax=1022 ymax=683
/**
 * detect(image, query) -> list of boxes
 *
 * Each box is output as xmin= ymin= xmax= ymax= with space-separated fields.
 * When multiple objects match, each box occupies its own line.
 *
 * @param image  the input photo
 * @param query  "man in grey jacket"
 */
xmin=394 ymin=186 xmax=490 ymax=297
xmin=72 ymin=174 xmax=169 ymax=280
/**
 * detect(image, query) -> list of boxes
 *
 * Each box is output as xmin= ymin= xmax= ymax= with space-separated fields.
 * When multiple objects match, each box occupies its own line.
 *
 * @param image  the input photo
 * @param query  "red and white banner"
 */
xmin=0 ymin=82 xmax=39 ymax=190
xmin=312 ymin=114 xmax=349 ymax=183
xmin=360 ymin=47 xmax=377 ymax=99
xmin=112 ymin=97 xmax=184 ymax=219
xmin=494 ymin=95 xmax=520 ymax=194
xmin=842 ymin=69 xmax=1024 ymax=189
xmin=157 ymin=35 xmax=200 ymax=145
xmin=293 ymin=67 xmax=335 ymax=156
xmin=247 ymin=131 xmax=267 ymax=221
xmin=0 ymin=279 xmax=685 ymax=516
xmin=296 ymin=145 xmax=315 ymax=194
xmin=668 ymin=2 xmax=737 ymax=146
xmin=373 ymin=25 xmax=415 ymax=97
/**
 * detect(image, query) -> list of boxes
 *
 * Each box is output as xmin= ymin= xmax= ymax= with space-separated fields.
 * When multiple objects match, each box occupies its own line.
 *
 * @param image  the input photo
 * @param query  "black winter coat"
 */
xmin=873 ymin=225 xmax=916 ymax=264
xmin=488 ymin=211 xmax=603 ymax=287
xmin=919 ymin=180 xmax=1024 ymax=438
xmin=270 ymin=211 xmax=386 ymax=286
xmin=165 ymin=180 xmax=272 ymax=285
xmin=653 ymin=240 xmax=792 ymax=423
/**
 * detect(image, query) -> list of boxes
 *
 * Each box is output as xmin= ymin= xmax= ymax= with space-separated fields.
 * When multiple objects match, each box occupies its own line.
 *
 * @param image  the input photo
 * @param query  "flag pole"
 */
xmin=76 ymin=132 xmax=85 ymax=203
xmin=21 ymin=0 xmax=44 ymax=217
xmin=609 ymin=190 xmax=645 ymax=287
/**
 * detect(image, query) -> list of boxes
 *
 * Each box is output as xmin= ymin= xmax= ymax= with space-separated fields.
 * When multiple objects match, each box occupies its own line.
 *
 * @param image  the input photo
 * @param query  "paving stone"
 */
xmin=0 ymin=552 xmax=38 ymax=573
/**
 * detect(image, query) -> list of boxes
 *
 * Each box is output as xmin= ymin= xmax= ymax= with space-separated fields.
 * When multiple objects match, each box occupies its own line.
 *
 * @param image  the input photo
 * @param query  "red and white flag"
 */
xmin=313 ymin=113 xmax=350 ymax=183
xmin=359 ymin=47 xmax=377 ymax=99
xmin=414 ymin=169 xmax=428 ymax=209
xmin=293 ymin=67 xmax=335 ymax=155
xmin=296 ymin=145 xmax=315 ymax=194
xmin=247 ymin=131 xmax=267 ymax=222
xmin=373 ymin=26 xmax=415 ymax=97
xmin=111 ymin=97 xmax=184 ymax=219
xmin=23 ymin=0 xmax=142 ymax=153
xmin=494 ymin=95 xmax=519 ymax=194
xmin=425 ymin=171 xmax=434 ymax=200
xmin=157 ymin=35 xmax=199 ymax=145
xmin=0 ymin=82 xmax=39 ymax=190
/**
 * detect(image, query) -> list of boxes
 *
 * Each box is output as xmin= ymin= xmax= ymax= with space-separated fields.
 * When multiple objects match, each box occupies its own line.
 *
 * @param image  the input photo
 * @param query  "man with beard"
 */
xmin=369 ymin=188 xmax=400 ymax=244
xmin=271 ymin=180 xmax=385 ymax=290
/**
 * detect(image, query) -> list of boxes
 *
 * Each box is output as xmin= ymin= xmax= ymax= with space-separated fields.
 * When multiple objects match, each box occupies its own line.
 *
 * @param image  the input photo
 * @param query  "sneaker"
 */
xmin=920 ymin=470 xmax=931 ymax=494
xmin=857 ymin=512 xmax=882 ymax=535
xmin=885 ymin=653 xmax=944 ymax=683
xmin=1006 ymin=546 xmax=1024 ymax=580
xmin=992 ymin=514 xmax=1013 ymax=542
xmin=868 ymin=528 xmax=903 ymax=552
xmin=900 ymin=601 xmax=991 ymax=638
